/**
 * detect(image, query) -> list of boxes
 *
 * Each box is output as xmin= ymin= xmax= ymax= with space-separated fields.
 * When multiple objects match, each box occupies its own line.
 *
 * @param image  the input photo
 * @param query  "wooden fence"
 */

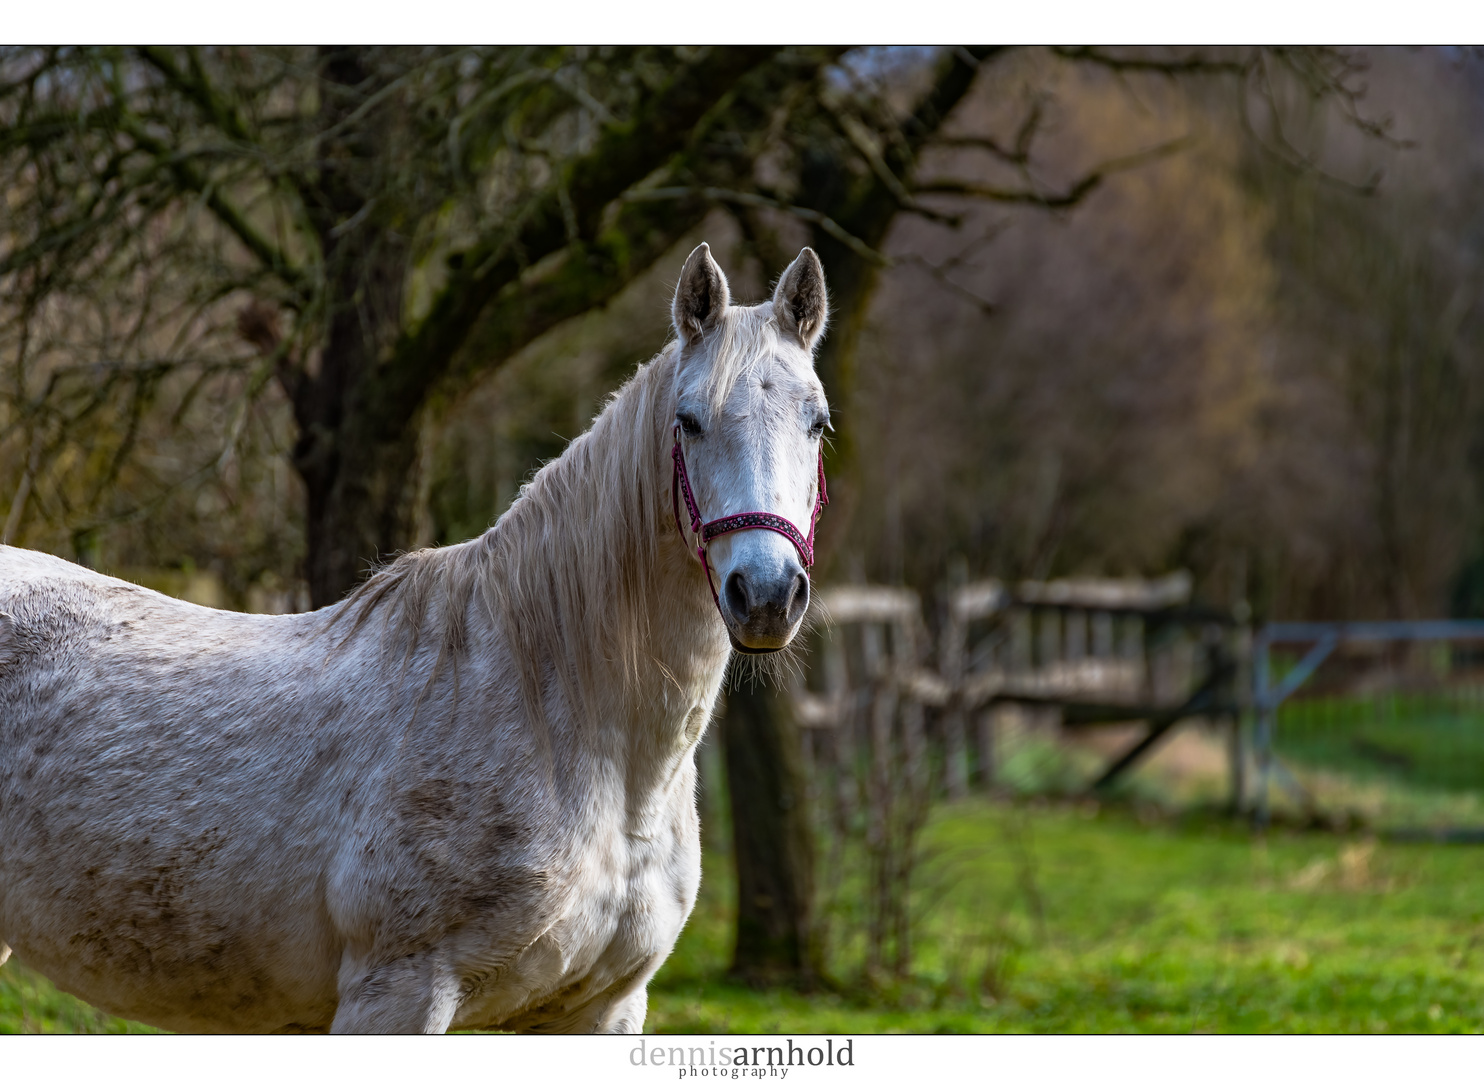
xmin=781 ymin=572 xmax=1240 ymax=975
xmin=790 ymin=572 xmax=1241 ymax=802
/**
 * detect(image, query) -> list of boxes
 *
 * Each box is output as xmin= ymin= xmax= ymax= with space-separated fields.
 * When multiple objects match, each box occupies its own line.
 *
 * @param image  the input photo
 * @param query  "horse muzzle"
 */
xmin=719 ymin=558 xmax=810 ymax=653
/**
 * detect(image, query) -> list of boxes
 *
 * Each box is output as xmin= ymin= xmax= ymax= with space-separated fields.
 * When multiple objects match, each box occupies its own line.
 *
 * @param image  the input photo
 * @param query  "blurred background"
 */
xmin=4 ymin=46 xmax=1484 ymax=1033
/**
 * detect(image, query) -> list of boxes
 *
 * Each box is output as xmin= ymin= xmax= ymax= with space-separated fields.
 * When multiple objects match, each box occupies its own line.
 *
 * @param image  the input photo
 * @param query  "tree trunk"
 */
xmin=295 ymin=224 xmax=420 ymax=606
xmin=723 ymin=47 xmax=1002 ymax=981
xmin=724 ymin=680 xmax=818 ymax=985
xmin=298 ymin=407 xmax=425 ymax=608
xmin=286 ymin=47 xmax=793 ymax=608
xmin=286 ymin=48 xmax=419 ymax=607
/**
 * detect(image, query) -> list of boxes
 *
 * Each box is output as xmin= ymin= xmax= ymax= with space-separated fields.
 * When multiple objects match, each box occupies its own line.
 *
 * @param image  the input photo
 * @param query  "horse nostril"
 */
xmin=724 ymin=570 xmax=751 ymax=619
xmin=786 ymin=570 xmax=810 ymax=623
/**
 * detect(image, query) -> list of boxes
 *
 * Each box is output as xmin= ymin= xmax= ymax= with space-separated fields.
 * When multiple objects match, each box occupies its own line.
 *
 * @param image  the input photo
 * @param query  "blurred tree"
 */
xmin=0 ymin=45 xmax=824 ymax=603
xmin=808 ymin=47 xmax=1481 ymax=623
xmin=1241 ymin=49 xmax=1484 ymax=619
xmin=0 ymin=46 xmax=1378 ymax=604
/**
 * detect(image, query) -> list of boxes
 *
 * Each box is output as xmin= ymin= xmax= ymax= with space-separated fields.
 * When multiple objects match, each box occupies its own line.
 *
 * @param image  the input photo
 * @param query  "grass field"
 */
xmin=649 ymin=798 xmax=1484 ymax=1033
xmin=6 ymin=797 xmax=1484 ymax=1033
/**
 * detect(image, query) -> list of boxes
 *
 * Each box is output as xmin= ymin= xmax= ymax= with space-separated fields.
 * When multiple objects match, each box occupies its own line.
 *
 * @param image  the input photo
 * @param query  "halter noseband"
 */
xmin=670 ymin=421 xmax=828 ymax=652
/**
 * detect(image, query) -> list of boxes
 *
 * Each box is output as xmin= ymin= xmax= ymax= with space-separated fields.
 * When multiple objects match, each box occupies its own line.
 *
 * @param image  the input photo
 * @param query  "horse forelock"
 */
xmin=692 ymin=302 xmax=784 ymax=414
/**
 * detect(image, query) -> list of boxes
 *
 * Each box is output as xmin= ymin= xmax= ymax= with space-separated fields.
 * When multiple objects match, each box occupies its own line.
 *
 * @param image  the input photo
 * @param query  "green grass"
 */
xmin=0 ymin=963 xmax=159 ymax=1033
xmin=7 ymin=799 xmax=1484 ymax=1033
xmin=647 ymin=799 xmax=1484 ymax=1033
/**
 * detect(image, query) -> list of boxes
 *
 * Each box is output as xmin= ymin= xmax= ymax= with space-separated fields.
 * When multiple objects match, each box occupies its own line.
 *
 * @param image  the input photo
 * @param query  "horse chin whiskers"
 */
xmin=728 ymin=634 xmax=788 ymax=656
xmin=725 ymin=626 xmax=810 ymax=692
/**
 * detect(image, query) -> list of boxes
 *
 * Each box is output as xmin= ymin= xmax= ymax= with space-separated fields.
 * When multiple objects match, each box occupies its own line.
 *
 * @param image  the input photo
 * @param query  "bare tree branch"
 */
xmin=1051 ymin=46 xmax=1252 ymax=77
xmin=117 ymin=118 xmax=309 ymax=298
xmin=915 ymin=136 xmax=1192 ymax=209
xmin=893 ymin=221 xmax=1012 ymax=316
xmin=927 ymin=96 xmax=1046 ymax=166
xmin=136 ymin=46 xmax=256 ymax=147
xmin=623 ymin=185 xmax=889 ymax=265
xmin=824 ymin=101 xmax=962 ymax=227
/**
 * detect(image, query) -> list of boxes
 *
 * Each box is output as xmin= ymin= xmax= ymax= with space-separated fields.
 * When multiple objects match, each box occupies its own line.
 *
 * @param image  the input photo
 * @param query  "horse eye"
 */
xmin=677 ymin=412 xmax=704 ymax=438
xmin=809 ymin=415 xmax=830 ymax=438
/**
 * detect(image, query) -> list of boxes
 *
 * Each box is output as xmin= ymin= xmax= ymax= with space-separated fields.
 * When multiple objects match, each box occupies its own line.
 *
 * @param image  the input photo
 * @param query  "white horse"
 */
xmin=0 ymin=243 xmax=831 ymax=1033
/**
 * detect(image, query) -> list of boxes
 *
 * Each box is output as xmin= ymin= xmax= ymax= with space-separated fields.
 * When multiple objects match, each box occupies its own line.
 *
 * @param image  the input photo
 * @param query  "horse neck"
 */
xmin=488 ymin=349 xmax=731 ymax=765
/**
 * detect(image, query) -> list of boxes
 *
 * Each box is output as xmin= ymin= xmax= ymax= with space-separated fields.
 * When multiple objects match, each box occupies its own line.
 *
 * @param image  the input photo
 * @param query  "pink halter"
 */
xmin=670 ymin=421 xmax=828 ymax=622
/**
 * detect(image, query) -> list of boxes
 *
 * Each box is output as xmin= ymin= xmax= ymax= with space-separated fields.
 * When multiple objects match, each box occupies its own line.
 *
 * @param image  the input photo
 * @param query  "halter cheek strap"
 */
xmin=670 ymin=422 xmax=828 ymax=634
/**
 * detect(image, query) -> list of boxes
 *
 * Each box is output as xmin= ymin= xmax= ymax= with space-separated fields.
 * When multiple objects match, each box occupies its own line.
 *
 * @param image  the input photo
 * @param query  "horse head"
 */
xmin=669 ymin=242 xmax=831 ymax=654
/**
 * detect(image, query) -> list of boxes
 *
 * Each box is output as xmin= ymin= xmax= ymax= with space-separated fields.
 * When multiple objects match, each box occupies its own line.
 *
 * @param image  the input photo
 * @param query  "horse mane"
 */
xmin=328 ymin=338 xmax=679 ymax=725
xmin=479 ymin=338 xmax=678 ymax=718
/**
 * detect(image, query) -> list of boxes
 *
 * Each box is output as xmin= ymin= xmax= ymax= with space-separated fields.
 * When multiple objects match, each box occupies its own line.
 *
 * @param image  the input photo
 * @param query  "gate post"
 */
xmin=1230 ymin=619 xmax=1252 ymax=814
xmin=1253 ymin=632 xmax=1273 ymax=830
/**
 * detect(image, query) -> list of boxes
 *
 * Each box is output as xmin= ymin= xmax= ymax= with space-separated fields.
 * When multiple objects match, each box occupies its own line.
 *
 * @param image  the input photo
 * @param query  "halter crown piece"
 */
xmin=670 ymin=421 xmax=828 ymax=623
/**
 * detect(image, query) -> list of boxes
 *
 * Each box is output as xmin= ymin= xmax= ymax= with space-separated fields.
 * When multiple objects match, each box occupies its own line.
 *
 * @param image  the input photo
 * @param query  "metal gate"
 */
xmin=1251 ymin=621 xmax=1484 ymax=836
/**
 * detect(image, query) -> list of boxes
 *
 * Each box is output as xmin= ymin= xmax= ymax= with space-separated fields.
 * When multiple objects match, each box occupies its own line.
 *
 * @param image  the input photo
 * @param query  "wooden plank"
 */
xmin=1015 ymin=571 xmax=1192 ymax=612
xmin=818 ymin=585 xmax=919 ymax=625
xmin=949 ymin=580 xmax=1007 ymax=621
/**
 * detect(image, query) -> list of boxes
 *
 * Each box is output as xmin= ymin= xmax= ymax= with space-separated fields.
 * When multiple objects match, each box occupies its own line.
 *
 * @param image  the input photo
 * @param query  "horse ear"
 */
xmin=672 ymin=242 xmax=731 ymax=347
xmin=772 ymin=247 xmax=829 ymax=352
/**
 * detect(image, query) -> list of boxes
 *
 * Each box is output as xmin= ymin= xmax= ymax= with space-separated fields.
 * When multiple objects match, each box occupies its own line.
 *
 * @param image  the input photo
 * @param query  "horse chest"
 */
xmin=456 ymin=791 xmax=702 ymax=1031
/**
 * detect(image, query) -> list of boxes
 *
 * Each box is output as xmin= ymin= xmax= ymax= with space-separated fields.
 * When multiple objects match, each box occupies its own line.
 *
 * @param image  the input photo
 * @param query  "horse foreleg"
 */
xmin=330 ymin=951 xmax=461 ymax=1034
xmin=597 ymin=983 xmax=647 ymax=1034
